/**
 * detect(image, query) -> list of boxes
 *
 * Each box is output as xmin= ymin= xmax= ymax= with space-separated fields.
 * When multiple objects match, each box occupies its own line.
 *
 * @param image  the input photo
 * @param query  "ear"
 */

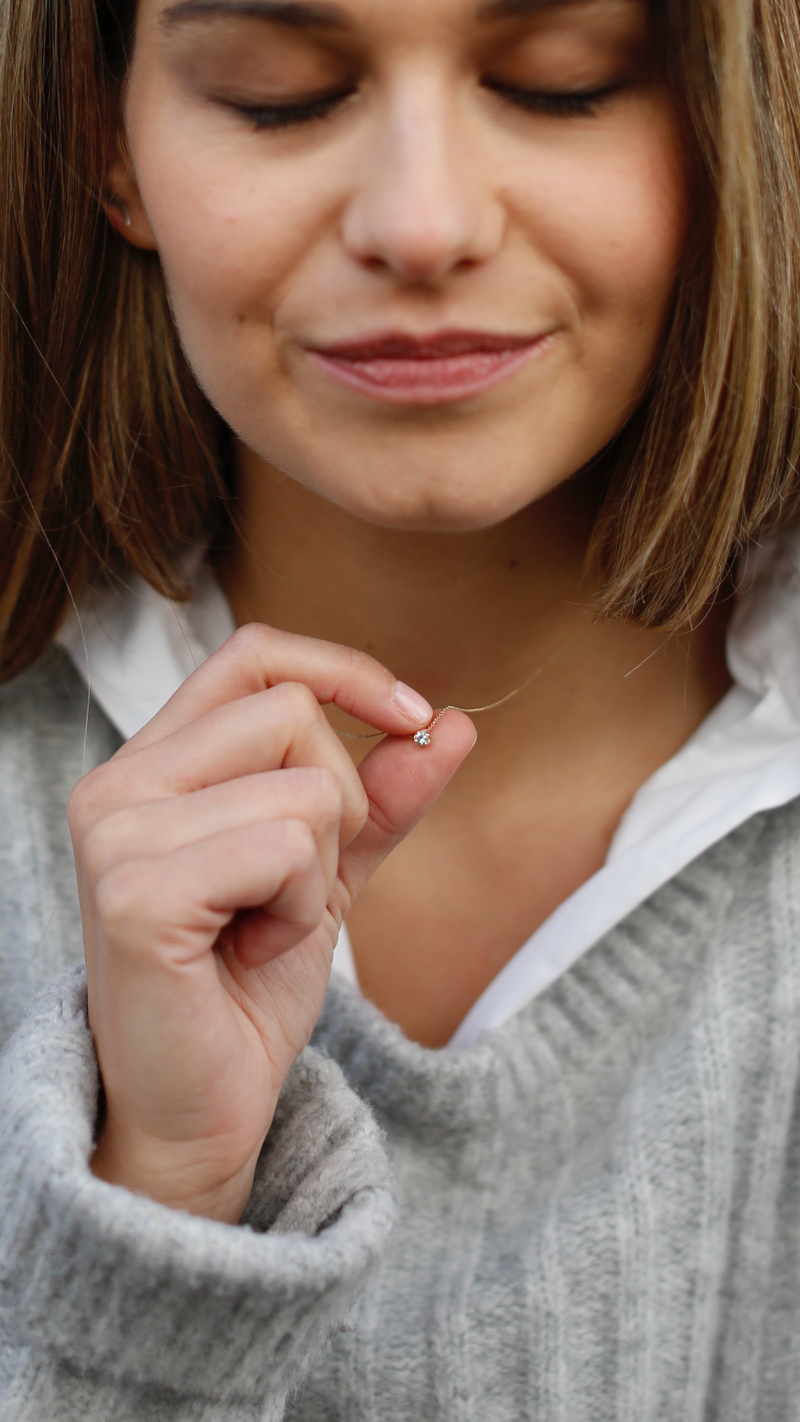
xmin=105 ymin=128 xmax=158 ymax=251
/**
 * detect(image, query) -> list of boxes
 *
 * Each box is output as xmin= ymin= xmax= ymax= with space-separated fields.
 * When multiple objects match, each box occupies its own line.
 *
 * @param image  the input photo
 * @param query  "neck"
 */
xmin=216 ymin=443 xmax=731 ymax=784
xmin=218 ymin=443 xmax=597 ymax=707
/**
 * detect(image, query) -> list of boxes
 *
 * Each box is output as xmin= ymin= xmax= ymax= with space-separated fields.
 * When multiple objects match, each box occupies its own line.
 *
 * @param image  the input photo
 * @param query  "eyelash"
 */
xmin=483 ymin=80 xmax=619 ymax=119
xmin=238 ymin=80 xmax=617 ymax=132
xmin=242 ymin=90 xmax=355 ymax=130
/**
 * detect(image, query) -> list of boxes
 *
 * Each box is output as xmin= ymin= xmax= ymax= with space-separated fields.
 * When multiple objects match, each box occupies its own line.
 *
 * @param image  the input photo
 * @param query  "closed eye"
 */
xmin=233 ymin=86 xmax=356 ymax=129
xmin=483 ymin=79 xmax=622 ymax=118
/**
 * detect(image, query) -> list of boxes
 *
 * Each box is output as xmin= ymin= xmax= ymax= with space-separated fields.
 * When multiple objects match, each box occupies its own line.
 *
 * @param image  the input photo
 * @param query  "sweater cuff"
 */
xmin=0 ymin=966 xmax=397 ymax=1419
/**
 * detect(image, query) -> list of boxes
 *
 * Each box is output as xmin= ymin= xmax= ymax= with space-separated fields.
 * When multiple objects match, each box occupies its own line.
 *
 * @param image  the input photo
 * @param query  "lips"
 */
xmin=306 ymin=328 xmax=552 ymax=405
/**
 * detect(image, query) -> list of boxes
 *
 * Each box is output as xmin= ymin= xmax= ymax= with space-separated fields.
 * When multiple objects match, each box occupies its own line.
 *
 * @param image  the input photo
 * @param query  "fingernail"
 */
xmin=392 ymin=681 xmax=433 ymax=723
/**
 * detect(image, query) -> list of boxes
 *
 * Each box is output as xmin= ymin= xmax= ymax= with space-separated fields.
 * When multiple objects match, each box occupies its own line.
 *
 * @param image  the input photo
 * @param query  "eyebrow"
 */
xmin=161 ymin=0 xmax=351 ymax=29
xmin=478 ymin=0 xmax=620 ymax=16
xmin=161 ymin=0 xmax=616 ymax=29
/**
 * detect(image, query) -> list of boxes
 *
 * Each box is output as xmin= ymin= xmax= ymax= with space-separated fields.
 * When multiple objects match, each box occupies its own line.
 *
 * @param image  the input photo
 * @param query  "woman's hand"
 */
xmin=68 ymin=625 xmax=475 ymax=1224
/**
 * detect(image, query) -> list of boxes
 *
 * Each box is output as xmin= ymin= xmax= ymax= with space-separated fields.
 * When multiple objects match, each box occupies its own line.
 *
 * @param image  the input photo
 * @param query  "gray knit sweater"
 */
xmin=1 ymin=649 xmax=800 ymax=1421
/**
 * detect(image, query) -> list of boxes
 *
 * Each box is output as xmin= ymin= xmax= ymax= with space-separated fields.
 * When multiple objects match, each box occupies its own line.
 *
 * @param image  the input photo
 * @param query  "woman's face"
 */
xmin=115 ymin=0 xmax=687 ymax=531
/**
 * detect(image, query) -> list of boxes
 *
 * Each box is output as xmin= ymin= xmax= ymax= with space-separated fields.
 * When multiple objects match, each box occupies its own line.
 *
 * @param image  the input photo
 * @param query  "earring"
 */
xmin=108 ymin=195 xmax=132 ymax=229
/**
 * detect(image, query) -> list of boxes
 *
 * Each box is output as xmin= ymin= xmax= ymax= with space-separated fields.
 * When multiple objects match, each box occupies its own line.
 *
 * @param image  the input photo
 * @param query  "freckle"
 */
xmin=509 ymin=558 xmax=518 ymax=571
xmin=236 ymin=313 xmax=246 ymax=324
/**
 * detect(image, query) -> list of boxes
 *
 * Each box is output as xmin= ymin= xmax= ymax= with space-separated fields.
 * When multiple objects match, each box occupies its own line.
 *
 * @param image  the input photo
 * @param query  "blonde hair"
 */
xmin=0 ymin=0 xmax=799 ymax=679
xmin=592 ymin=0 xmax=800 ymax=625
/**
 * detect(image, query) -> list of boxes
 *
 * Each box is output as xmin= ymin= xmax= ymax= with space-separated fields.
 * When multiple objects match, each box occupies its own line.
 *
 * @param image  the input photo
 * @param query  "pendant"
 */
xmin=413 ymin=729 xmax=432 ymax=747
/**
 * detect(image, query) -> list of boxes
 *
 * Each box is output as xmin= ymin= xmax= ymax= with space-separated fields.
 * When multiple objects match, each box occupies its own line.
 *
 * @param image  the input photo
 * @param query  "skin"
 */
xmin=71 ymin=0 xmax=730 ymax=1223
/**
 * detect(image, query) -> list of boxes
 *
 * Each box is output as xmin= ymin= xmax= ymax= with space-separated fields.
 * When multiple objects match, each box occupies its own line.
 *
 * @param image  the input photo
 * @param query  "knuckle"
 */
xmin=66 ymin=784 xmax=87 ymax=837
xmin=227 ymin=622 xmax=270 ymax=660
xmin=80 ymin=817 xmax=115 ymax=881
xmin=80 ymin=807 xmax=147 ymax=882
xmin=276 ymin=680 xmax=322 ymax=729
xmin=363 ymin=789 xmax=404 ymax=844
xmin=306 ymin=766 xmax=344 ymax=825
xmin=67 ymin=762 xmax=115 ymax=832
xmin=351 ymin=781 xmax=370 ymax=832
xmin=94 ymin=859 xmax=153 ymax=941
xmin=281 ymin=818 xmax=318 ymax=874
xmin=343 ymin=640 xmax=385 ymax=679
xmin=345 ymin=642 xmax=396 ymax=702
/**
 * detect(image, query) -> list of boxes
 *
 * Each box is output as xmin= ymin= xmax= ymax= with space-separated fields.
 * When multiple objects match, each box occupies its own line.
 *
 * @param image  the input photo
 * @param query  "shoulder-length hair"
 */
xmin=1 ymin=0 xmax=799 ymax=679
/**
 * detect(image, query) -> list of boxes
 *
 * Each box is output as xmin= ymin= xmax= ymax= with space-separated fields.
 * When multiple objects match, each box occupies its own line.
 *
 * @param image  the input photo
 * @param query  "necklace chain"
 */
xmin=338 ymin=618 xmax=580 ymax=746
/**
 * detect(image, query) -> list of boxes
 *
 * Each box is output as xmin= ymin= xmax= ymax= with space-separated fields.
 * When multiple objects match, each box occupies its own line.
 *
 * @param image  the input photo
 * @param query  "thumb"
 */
xmin=334 ymin=710 xmax=477 ymax=912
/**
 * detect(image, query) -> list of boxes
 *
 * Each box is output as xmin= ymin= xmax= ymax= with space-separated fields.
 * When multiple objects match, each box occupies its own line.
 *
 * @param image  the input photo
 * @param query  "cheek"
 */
xmin=129 ymin=101 xmax=336 ymax=362
xmin=510 ymin=103 xmax=687 ymax=351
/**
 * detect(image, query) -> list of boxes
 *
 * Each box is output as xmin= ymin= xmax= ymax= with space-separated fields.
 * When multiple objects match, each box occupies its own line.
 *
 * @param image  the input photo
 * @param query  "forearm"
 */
xmin=0 ymin=967 xmax=397 ymax=1422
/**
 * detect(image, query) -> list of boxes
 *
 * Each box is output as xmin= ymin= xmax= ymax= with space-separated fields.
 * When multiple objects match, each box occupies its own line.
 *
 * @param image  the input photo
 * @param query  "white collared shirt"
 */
xmin=57 ymin=531 xmax=800 ymax=1048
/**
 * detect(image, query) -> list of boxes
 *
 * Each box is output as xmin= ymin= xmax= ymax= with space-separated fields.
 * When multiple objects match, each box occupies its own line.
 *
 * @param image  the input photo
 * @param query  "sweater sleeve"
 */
xmin=0 ymin=966 xmax=397 ymax=1422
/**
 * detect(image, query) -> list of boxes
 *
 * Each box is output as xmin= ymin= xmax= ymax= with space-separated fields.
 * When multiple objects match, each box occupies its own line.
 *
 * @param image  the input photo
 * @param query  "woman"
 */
xmin=1 ymin=0 xmax=800 ymax=1414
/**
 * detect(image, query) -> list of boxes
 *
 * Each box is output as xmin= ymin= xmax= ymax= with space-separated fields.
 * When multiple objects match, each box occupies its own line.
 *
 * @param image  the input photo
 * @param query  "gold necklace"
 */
xmin=338 ymin=618 xmax=580 ymax=748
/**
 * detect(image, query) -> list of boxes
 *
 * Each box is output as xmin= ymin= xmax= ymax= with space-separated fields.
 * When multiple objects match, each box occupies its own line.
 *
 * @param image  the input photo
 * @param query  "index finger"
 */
xmin=119 ymin=623 xmax=433 ymax=755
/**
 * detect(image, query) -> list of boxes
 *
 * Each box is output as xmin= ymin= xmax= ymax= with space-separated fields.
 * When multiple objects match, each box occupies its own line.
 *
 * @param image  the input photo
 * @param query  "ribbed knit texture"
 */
xmin=1 ymin=649 xmax=800 ymax=1420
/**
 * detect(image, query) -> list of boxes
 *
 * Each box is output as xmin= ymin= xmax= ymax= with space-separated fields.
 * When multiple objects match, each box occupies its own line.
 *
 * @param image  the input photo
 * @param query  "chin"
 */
xmin=326 ymin=474 xmax=536 ymax=534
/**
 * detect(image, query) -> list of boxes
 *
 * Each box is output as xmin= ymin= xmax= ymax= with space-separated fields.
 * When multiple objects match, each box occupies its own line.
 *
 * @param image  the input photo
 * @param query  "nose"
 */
xmin=341 ymin=74 xmax=505 ymax=285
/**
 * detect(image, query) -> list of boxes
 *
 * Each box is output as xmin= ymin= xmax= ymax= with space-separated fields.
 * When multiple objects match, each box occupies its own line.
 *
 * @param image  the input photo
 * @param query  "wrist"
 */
xmin=90 ymin=1122 xmax=264 ymax=1225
